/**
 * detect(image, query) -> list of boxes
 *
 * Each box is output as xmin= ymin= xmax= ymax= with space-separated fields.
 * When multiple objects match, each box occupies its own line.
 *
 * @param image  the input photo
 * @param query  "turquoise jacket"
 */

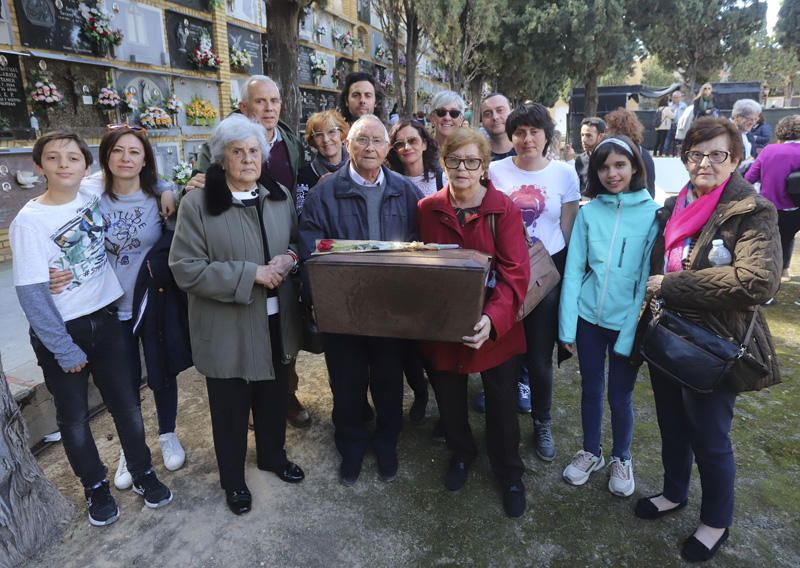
xmin=559 ymin=188 xmax=660 ymax=357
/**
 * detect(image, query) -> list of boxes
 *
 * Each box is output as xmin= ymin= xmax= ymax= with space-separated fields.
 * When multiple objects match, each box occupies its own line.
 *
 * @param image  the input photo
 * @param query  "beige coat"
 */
xmin=169 ymin=183 xmax=302 ymax=381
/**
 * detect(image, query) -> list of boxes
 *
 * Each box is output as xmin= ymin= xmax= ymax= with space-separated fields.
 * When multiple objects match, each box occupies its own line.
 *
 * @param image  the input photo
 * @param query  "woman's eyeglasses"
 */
xmin=312 ymin=127 xmax=342 ymax=141
xmin=434 ymin=109 xmax=462 ymax=119
xmin=443 ymin=157 xmax=482 ymax=171
xmin=106 ymin=123 xmax=147 ymax=135
xmin=392 ymin=136 xmax=422 ymax=151
xmin=684 ymin=150 xmax=729 ymax=164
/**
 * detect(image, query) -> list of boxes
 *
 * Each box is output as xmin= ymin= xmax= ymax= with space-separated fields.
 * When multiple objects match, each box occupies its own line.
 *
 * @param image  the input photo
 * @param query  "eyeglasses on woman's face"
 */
xmin=392 ymin=136 xmax=422 ymax=151
xmin=443 ymin=156 xmax=482 ymax=171
xmin=312 ymin=127 xmax=342 ymax=141
xmin=684 ymin=150 xmax=730 ymax=164
xmin=434 ymin=108 xmax=462 ymax=119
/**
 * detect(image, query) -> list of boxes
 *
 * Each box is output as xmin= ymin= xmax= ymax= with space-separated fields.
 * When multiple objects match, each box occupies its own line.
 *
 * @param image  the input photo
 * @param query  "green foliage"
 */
xmin=638 ymin=0 xmax=766 ymax=93
xmin=416 ymin=0 xmax=503 ymax=94
xmin=776 ymin=0 xmax=800 ymax=58
xmin=490 ymin=0 xmax=639 ymax=116
xmin=641 ymin=55 xmax=678 ymax=88
xmin=728 ymin=30 xmax=800 ymax=97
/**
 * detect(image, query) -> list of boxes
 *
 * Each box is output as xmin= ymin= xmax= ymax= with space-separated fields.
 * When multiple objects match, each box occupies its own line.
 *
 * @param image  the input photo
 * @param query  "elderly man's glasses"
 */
xmin=684 ymin=150 xmax=730 ymax=164
xmin=392 ymin=136 xmax=422 ymax=151
xmin=444 ymin=157 xmax=482 ymax=170
xmin=352 ymin=136 xmax=387 ymax=148
xmin=435 ymin=109 xmax=462 ymax=119
xmin=312 ymin=127 xmax=342 ymax=141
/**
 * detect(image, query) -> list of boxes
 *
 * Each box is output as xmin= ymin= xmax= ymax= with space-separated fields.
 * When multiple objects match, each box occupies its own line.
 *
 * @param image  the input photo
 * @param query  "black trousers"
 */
xmin=205 ymin=316 xmax=288 ymax=491
xmin=777 ymin=208 xmax=800 ymax=270
xmin=430 ymin=357 xmax=524 ymax=485
xmin=323 ymin=333 xmax=405 ymax=462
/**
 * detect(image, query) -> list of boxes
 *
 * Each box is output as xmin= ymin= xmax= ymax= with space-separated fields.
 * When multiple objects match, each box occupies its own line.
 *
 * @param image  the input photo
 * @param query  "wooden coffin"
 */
xmin=305 ymin=249 xmax=491 ymax=342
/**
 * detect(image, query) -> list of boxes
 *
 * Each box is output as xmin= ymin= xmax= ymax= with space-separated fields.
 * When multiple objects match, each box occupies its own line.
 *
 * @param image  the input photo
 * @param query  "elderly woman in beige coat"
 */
xmin=169 ymin=114 xmax=304 ymax=515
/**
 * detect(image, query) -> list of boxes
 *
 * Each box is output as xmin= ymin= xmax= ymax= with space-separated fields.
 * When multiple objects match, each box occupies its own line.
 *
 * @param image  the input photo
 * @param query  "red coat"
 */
xmin=417 ymin=181 xmax=529 ymax=373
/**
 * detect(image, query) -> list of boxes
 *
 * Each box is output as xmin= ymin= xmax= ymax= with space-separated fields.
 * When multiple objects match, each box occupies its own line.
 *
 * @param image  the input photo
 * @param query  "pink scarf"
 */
xmin=664 ymin=177 xmax=729 ymax=273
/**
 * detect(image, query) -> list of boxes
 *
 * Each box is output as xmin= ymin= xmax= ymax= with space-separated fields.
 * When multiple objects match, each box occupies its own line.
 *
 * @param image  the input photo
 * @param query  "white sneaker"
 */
xmin=114 ymin=450 xmax=132 ymax=490
xmin=608 ymin=457 xmax=635 ymax=497
xmin=159 ymin=432 xmax=186 ymax=472
xmin=563 ymin=449 xmax=605 ymax=486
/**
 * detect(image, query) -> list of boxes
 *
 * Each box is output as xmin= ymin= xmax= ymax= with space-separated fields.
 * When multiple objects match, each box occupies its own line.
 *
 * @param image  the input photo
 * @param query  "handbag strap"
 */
xmin=488 ymin=213 xmax=532 ymax=247
xmin=740 ymin=308 xmax=759 ymax=352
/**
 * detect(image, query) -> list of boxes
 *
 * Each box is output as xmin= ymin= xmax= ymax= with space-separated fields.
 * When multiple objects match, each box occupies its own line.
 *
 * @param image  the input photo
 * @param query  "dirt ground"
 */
xmin=23 ymin=287 xmax=800 ymax=567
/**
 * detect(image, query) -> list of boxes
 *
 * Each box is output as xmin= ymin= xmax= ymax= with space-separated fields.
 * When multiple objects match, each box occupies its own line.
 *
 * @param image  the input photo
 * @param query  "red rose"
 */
xmin=317 ymin=239 xmax=334 ymax=252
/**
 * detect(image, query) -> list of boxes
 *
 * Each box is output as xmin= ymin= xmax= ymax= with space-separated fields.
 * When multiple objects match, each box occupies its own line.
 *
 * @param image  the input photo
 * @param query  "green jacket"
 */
xmin=194 ymin=113 xmax=305 ymax=191
xmin=168 ymin=182 xmax=302 ymax=381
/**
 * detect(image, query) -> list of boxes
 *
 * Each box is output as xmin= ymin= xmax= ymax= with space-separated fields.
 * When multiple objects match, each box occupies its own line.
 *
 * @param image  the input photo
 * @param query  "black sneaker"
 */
xmin=132 ymin=470 xmax=173 ymax=509
xmin=84 ymin=480 xmax=120 ymax=527
xmin=502 ymin=480 xmax=527 ymax=518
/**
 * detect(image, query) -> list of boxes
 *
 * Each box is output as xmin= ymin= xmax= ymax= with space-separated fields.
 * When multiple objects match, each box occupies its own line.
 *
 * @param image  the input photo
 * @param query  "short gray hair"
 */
xmin=430 ymin=90 xmax=466 ymax=112
xmin=732 ymin=98 xmax=762 ymax=119
xmin=209 ymin=114 xmax=269 ymax=164
xmin=347 ymin=114 xmax=389 ymax=143
xmin=241 ymin=75 xmax=280 ymax=102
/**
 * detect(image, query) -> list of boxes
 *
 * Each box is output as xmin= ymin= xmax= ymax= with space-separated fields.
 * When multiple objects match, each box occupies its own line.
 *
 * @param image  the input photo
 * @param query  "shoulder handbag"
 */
xmin=489 ymin=214 xmax=561 ymax=321
xmin=785 ymin=170 xmax=800 ymax=208
xmin=640 ymin=299 xmax=767 ymax=393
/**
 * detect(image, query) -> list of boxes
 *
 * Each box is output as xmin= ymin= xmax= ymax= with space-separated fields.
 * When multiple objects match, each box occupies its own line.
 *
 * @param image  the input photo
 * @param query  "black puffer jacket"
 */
xmin=659 ymin=171 xmax=781 ymax=392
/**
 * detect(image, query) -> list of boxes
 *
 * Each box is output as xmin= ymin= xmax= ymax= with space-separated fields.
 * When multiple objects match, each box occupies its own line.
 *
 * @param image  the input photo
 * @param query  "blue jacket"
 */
xmin=297 ymin=164 xmax=423 ymax=260
xmin=559 ymin=188 xmax=660 ymax=357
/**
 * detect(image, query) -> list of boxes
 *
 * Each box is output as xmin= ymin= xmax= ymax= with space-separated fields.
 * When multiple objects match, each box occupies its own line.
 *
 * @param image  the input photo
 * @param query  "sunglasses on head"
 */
xmin=106 ymin=123 xmax=148 ymax=135
xmin=434 ymin=108 xmax=462 ymax=119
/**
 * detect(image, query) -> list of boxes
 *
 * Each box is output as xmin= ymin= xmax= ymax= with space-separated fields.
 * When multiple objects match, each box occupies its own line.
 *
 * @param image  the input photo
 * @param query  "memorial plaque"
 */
xmin=333 ymin=58 xmax=353 ymax=90
xmin=359 ymin=59 xmax=373 ymax=75
xmin=152 ymin=143 xmax=180 ymax=178
xmin=114 ymin=70 xmax=170 ymax=125
xmin=319 ymin=53 xmax=335 ymax=90
xmin=300 ymin=88 xmax=338 ymax=124
xmin=26 ymin=59 xmax=109 ymax=135
xmin=0 ymin=54 xmax=28 ymax=129
xmin=298 ymin=45 xmax=313 ymax=84
xmin=165 ymin=11 xmax=214 ymax=71
xmin=183 ymin=139 xmax=205 ymax=164
xmin=15 ymin=0 xmax=94 ymax=53
xmin=167 ymin=0 xmax=207 ymax=13
xmin=314 ymin=12 xmax=333 ymax=50
xmin=357 ymin=0 xmax=369 ymax=24
xmin=298 ymin=7 xmax=312 ymax=41
xmin=108 ymin=0 xmax=166 ymax=66
xmin=227 ymin=23 xmax=263 ymax=75
xmin=172 ymin=77 xmax=219 ymax=134
xmin=226 ymin=0 xmax=258 ymax=26
xmin=0 ymin=0 xmax=14 ymax=44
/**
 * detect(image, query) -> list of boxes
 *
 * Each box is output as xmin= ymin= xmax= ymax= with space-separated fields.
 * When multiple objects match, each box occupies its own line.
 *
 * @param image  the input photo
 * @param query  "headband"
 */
xmin=595 ymin=137 xmax=633 ymax=155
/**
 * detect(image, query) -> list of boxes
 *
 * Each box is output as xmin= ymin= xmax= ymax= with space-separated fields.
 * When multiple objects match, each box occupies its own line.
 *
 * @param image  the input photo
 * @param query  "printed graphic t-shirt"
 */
xmin=488 ymin=157 xmax=581 ymax=255
xmin=10 ymin=189 xmax=123 ymax=322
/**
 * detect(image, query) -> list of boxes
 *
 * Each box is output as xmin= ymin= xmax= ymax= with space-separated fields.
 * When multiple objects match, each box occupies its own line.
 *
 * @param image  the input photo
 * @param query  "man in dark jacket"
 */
xmin=185 ymin=75 xmax=311 ymax=429
xmin=575 ymin=117 xmax=606 ymax=195
xmin=299 ymin=115 xmax=422 ymax=486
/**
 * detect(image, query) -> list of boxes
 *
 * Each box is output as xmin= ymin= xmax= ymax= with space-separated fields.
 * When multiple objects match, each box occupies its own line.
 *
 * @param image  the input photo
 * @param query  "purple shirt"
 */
xmin=745 ymin=142 xmax=800 ymax=210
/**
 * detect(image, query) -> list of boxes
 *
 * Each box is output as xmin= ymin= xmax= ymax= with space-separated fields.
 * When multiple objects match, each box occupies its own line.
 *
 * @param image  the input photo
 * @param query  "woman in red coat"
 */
xmin=417 ymin=128 xmax=530 ymax=517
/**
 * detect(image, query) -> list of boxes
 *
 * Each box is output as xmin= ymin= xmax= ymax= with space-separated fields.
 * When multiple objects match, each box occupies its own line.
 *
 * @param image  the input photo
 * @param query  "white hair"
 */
xmin=241 ymin=75 xmax=280 ymax=102
xmin=209 ymin=114 xmax=269 ymax=164
xmin=431 ymin=90 xmax=466 ymax=112
xmin=732 ymin=98 xmax=761 ymax=119
xmin=347 ymin=114 xmax=389 ymax=143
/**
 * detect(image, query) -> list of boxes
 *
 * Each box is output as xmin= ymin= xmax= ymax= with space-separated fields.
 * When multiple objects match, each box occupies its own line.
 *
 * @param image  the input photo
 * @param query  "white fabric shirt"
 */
xmin=488 ymin=157 xmax=581 ymax=255
xmin=349 ymin=164 xmax=385 ymax=187
xmin=10 ymin=189 xmax=123 ymax=322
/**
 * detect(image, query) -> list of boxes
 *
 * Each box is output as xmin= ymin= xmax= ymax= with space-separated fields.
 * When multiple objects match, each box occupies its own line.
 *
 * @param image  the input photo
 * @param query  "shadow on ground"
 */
xmin=25 ymin=285 xmax=800 ymax=567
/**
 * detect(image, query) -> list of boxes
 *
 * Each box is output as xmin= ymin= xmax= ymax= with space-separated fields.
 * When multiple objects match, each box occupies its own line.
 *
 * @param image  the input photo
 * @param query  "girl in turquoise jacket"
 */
xmin=558 ymin=135 xmax=661 ymax=498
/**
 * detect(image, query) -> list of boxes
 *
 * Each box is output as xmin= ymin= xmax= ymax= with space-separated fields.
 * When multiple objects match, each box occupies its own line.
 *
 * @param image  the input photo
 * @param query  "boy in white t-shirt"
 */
xmin=10 ymin=131 xmax=172 ymax=527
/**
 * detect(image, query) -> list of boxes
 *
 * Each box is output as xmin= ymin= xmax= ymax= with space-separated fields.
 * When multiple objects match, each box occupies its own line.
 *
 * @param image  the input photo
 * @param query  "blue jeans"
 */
xmin=31 ymin=307 xmax=152 ymax=488
xmin=575 ymin=318 xmax=638 ymax=460
xmin=649 ymin=365 xmax=737 ymax=528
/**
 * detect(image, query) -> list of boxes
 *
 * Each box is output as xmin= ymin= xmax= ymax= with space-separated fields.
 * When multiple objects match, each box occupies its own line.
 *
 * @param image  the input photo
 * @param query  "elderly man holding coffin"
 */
xmin=298 ymin=114 xmax=423 ymax=486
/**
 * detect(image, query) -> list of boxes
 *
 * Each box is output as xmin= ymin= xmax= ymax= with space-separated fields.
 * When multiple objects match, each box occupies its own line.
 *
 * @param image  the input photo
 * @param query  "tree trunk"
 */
xmin=0 ymin=355 xmax=73 ymax=567
xmin=784 ymin=74 xmax=794 ymax=108
xmin=265 ymin=0 xmax=305 ymax=132
xmin=467 ymin=76 xmax=482 ymax=118
xmin=403 ymin=4 xmax=419 ymax=116
xmin=584 ymin=67 xmax=599 ymax=119
xmin=390 ymin=35 xmax=404 ymax=112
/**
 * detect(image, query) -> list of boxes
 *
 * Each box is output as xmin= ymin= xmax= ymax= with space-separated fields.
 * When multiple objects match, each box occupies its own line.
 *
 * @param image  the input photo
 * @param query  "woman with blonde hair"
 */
xmin=296 ymin=110 xmax=350 ymax=215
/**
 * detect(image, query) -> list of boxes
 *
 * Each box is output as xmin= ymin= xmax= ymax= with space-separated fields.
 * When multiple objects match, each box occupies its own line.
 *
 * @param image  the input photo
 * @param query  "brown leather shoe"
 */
xmin=287 ymin=394 xmax=311 ymax=428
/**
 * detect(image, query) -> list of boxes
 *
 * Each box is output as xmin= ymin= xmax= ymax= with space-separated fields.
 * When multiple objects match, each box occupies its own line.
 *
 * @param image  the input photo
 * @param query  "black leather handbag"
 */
xmin=640 ymin=300 xmax=766 ymax=393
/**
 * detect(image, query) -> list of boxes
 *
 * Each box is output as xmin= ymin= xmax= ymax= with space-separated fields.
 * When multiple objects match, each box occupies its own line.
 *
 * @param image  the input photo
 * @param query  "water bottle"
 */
xmin=708 ymin=239 xmax=732 ymax=266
